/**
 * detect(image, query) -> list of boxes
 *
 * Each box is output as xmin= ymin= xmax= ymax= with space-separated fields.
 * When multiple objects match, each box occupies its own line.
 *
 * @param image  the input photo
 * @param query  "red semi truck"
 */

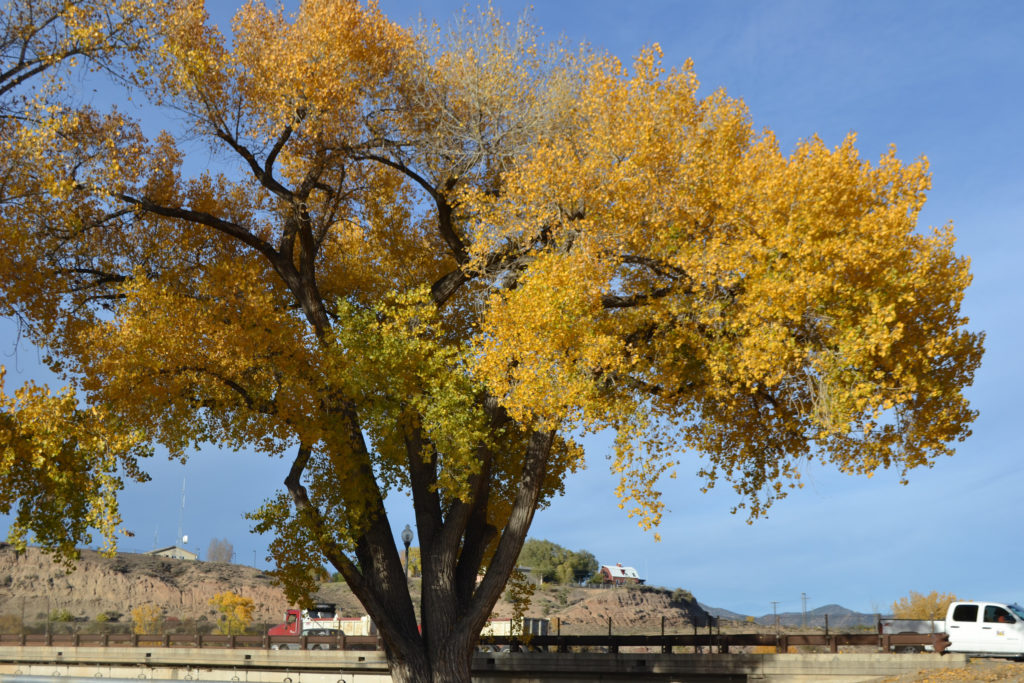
xmin=267 ymin=603 xmax=377 ymax=643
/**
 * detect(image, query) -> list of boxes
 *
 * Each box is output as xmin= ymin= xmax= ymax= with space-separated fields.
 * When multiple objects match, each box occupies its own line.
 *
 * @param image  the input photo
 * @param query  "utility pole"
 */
xmin=801 ymin=592 xmax=808 ymax=629
xmin=771 ymin=601 xmax=780 ymax=634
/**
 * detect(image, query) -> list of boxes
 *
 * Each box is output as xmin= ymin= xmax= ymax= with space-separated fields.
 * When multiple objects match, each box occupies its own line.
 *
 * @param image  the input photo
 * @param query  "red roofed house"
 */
xmin=599 ymin=563 xmax=644 ymax=586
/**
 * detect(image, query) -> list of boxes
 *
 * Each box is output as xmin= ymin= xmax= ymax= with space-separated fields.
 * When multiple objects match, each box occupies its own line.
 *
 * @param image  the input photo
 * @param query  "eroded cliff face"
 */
xmin=552 ymin=586 xmax=711 ymax=628
xmin=0 ymin=545 xmax=711 ymax=634
xmin=0 ymin=546 xmax=289 ymax=625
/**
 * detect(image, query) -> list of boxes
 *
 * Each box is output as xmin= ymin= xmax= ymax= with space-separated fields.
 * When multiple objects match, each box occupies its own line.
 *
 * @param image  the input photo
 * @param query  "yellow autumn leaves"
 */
xmin=463 ymin=47 xmax=980 ymax=522
xmin=0 ymin=368 xmax=151 ymax=564
xmin=0 ymin=0 xmax=981 ymax=565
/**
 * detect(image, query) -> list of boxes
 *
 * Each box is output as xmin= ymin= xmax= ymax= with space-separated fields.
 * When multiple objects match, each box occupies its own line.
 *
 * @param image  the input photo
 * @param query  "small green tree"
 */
xmin=406 ymin=547 xmax=422 ymax=578
xmin=503 ymin=569 xmax=536 ymax=643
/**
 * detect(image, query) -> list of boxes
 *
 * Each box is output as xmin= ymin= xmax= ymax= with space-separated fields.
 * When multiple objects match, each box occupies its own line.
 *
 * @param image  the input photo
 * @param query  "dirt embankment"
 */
xmin=0 ymin=545 xmax=709 ymax=633
xmin=0 ymin=546 xmax=288 ymax=625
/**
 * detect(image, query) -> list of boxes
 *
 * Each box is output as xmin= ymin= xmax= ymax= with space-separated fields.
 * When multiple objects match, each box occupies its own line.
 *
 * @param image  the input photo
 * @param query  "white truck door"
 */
xmin=947 ymin=603 xmax=984 ymax=652
xmin=980 ymin=604 xmax=1024 ymax=654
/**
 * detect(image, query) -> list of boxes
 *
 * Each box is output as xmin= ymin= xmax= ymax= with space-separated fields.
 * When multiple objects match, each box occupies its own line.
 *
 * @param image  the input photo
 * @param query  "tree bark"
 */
xmin=341 ymin=427 xmax=554 ymax=683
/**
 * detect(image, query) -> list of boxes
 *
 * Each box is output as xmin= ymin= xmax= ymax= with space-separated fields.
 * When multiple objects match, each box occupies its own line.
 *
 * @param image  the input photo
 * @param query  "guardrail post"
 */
xmin=339 ymin=633 xmax=346 ymax=651
xmin=73 ymin=633 xmax=80 ymax=647
xmin=162 ymin=635 xmax=169 ymax=648
xmin=131 ymin=634 xmax=138 ymax=647
xmin=230 ymin=635 xmax=237 ymax=650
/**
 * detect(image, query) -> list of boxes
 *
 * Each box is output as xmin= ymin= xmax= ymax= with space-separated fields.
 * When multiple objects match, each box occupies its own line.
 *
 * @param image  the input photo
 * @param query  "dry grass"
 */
xmin=881 ymin=660 xmax=1024 ymax=682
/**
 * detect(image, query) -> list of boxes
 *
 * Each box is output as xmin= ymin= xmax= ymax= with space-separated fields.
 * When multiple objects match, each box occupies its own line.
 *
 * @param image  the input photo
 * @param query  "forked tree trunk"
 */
xmin=356 ymin=430 xmax=554 ymax=683
xmin=386 ymin=634 xmax=477 ymax=683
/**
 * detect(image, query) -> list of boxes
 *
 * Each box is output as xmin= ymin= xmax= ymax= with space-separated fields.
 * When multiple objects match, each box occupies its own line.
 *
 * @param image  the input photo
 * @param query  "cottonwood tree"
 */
xmin=892 ymin=591 xmax=959 ymax=620
xmin=0 ymin=1 xmax=983 ymax=681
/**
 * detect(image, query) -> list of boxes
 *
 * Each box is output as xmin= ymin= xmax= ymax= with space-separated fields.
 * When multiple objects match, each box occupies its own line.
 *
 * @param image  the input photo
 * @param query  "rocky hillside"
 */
xmin=0 ymin=545 xmax=712 ymax=634
xmin=0 ymin=545 xmax=289 ymax=626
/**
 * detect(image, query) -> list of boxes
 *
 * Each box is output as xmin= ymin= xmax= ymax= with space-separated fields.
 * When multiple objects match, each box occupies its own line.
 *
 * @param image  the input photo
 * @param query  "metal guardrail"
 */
xmin=0 ymin=631 xmax=946 ymax=654
xmin=482 ymin=632 xmax=947 ymax=653
xmin=0 ymin=633 xmax=380 ymax=651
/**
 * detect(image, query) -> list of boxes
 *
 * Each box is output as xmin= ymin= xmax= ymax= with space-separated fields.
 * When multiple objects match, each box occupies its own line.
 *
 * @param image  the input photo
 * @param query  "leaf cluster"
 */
xmin=208 ymin=590 xmax=254 ymax=635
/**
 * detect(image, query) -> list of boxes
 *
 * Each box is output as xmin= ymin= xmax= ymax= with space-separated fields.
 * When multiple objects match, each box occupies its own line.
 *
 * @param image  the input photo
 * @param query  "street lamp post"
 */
xmin=401 ymin=525 xmax=413 ymax=579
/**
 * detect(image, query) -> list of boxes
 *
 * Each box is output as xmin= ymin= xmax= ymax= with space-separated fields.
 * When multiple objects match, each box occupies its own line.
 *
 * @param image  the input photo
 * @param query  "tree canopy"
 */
xmin=517 ymin=538 xmax=598 ymax=584
xmin=0 ymin=1 xmax=982 ymax=681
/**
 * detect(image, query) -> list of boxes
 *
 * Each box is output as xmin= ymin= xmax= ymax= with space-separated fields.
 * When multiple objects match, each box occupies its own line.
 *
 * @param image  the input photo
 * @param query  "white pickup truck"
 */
xmin=880 ymin=601 xmax=1024 ymax=658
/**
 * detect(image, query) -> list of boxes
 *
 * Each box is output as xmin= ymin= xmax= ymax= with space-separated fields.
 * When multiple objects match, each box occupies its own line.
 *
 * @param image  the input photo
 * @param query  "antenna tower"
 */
xmin=176 ymin=477 xmax=186 ymax=546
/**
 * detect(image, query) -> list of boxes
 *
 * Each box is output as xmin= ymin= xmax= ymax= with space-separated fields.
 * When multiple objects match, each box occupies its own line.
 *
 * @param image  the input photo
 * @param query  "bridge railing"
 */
xmin=0 ymin=631 xmax=943 ymax=654
xmin=0 ymin=632 xmax=381 ymax=651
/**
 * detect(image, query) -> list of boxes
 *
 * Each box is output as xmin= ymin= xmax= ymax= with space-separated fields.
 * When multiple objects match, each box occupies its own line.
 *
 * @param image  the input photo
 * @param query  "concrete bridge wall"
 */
xmin=0 ymin=645 xmax=969 ymax=682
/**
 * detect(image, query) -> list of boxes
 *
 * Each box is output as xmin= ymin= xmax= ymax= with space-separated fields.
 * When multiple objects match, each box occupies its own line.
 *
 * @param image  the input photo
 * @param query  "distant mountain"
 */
xmin=699 ymin=602 xmax=880 ymax=630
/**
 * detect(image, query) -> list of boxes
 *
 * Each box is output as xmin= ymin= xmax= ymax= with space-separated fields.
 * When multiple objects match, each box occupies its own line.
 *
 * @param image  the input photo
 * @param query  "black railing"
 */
xmin=0 ymin=630 xmax=946 ymax=654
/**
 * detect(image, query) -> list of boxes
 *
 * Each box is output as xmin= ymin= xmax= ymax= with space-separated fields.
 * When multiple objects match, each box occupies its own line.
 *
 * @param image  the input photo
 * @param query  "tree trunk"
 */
xmin=384 ymin=634 xmax=476 ymax=683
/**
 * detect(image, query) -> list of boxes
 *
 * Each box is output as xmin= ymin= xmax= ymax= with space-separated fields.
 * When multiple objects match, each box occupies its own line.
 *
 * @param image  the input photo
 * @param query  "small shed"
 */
xmin=145 ymin=545 xmax=198 ymax=561
xmin=599 ymin=563 xmax=644 ymax=586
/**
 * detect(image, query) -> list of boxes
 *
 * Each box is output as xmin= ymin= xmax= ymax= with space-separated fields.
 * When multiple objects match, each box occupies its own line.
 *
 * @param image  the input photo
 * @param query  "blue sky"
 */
xmin=2 ymin=0 xmax=1023 ymax=619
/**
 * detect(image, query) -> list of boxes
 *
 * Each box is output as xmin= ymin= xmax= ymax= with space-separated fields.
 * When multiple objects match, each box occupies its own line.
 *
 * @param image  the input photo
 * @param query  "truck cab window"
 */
xmin=952 ymin=604 xmax=979 ymax=622
xmin=985 ymin=606 xmax=1015 ymax=623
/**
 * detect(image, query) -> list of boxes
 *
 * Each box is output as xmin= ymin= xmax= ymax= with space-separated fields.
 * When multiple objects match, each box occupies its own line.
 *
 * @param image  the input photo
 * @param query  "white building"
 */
xmin=145 ymin=545 xmax=198 ymax=561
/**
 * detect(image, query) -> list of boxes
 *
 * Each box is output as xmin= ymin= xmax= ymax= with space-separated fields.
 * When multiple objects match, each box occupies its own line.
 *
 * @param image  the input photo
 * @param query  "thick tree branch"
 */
xmin=351 ymin=152 xmax=468 ymax=264
xmin=601 ymin=285 xmax=673 ymax=309
xmin=430 ymin=268 xmax=469 ymax=306
xmin=116 ymin=194 xmax=277 ymax=261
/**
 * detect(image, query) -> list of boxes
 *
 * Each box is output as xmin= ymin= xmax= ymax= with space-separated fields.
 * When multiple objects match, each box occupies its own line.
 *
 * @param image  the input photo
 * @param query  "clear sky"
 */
xmin=2 ymin=0 xmax=1023 ymax=620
